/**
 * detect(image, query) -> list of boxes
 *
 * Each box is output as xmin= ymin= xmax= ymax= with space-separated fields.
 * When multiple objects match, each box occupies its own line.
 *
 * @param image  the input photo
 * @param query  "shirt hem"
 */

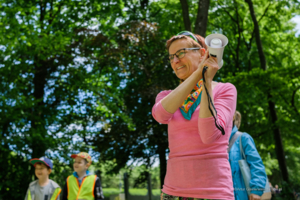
xmin=162 ymin=189 xmax=234 ymax=200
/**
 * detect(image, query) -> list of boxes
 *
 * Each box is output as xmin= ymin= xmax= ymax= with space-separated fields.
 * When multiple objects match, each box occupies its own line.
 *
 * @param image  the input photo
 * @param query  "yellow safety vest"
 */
xmin=67 ymin=174 xmax=97 ymax=200
xmin=27 ymin=187 xmax=61 ymax=200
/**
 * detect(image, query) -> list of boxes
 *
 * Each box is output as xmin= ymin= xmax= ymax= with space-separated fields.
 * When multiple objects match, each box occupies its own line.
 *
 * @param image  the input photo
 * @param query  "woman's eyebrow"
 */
xmin=169 ymin=48 xmax=185 ymax=55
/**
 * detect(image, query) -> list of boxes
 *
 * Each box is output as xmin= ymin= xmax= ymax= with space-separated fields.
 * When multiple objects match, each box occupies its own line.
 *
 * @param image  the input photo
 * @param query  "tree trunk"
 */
xmin=267 ymin=94 xmax=289 ymax=182
xmin=31 ymin=59 xmax=48 ymax=159
xmin=233 ymin=0 xmax=241 ymax=73
xmin=30 ymin=0 xmax=49 ymax=160
xmin=245 ymin=0 xmax=266 ymax=70
xmin=245 ymin=0 xmax=289 ymax=183
xmin=180 ymin=0 xmax=191 ymax=32
xmin=194 ymin=0 xmax=210 ymax=37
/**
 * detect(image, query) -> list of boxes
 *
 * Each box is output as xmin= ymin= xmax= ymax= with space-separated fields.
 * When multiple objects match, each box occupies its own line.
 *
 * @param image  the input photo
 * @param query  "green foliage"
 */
xmin=91 ymin=20 xmax=174 ymax=175
xmin=98 ymin=162 xmax=161 ymax=189
xmin=216 ymin=0 xmax=300 ymax=191
xmin=0 ymin=0 xmax=130 ymax=198
xmin=1 ymin=0 xmax=300 ymax=199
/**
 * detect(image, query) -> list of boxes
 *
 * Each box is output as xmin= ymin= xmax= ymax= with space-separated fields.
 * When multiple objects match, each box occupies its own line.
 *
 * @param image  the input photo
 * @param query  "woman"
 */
xmin=229 ymin=111 xmax=267 ymax=200
xmin=152 ymin=31 xmax=237 ymax=200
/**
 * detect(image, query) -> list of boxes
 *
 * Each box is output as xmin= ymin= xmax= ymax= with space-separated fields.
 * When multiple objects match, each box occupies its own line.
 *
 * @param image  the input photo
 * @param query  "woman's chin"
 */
xmin=176 ymin=71 xmax=192 ymax=80
xmin=177 ymin=74 xmax=188 ymax=80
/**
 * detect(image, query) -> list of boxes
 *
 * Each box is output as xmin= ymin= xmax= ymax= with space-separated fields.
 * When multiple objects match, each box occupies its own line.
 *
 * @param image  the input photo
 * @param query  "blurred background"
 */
xmin=0 ymin=0 xmax=299 ymax=199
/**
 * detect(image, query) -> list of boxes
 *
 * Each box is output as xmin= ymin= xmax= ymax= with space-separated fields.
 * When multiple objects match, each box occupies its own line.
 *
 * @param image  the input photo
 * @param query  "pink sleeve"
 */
xmin=198 ymin=83 xmax=237 ymax=144
xmin=152 ymin=90 xmax=174 ymax=124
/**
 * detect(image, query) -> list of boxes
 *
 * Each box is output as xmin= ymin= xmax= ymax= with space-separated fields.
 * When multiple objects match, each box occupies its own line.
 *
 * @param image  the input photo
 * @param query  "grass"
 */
xmin=102 ymin=188 xmax=123 ymax=197
xmin=102 ymin=188 xmax=161 ymax=197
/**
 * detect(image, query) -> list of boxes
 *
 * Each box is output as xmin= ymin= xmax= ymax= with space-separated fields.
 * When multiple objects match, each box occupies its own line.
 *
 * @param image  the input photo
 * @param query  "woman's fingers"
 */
xmin=211 ymin=55 xmax=218 ymax=63
xmin=207 ymin=56 xmax=218 ymax=65
xmin=199 ymin=50 xmax=209 ymax=68
xmin=249 ymin=194 xmax=261 ymax=200
xmin=204 ymin=57 xmax=219 ymax=69
xmin=205 ymin=49 xmax=209 ymax=59
xmin=197 ymin=50 xmax=218 ymax=81
xmin=201 ymin=55 xmax=219 ymax=83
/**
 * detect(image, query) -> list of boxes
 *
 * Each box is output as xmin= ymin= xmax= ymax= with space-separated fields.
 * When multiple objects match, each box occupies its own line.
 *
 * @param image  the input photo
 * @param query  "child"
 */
xmin=25 ymin=157 xmax=61 ymax=200
xmin=62 ymin=152 xmax=104 ymax=200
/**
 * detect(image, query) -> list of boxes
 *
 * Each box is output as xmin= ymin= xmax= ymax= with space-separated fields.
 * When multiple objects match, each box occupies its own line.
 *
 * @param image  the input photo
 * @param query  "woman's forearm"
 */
xmin=161 ymin=69 xmax=202 ymax=113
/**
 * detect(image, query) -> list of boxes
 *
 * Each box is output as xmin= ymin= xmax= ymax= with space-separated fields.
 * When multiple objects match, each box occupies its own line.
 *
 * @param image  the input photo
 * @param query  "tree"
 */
xmin=92 ymin=0 xmax=300 ymax=191
xmin=90 ymin=0 xmax=189 ymax=188
xmin=180 ymin=0 xmax=210 ymax=36
xmin=0 ymin=0 xmax=129 ymax=198
xmin=1 ymin=0 xmax=299 ymax=198
xmin=209 ymin=0 xmax=300 ymax=193
xmin=91 ymin=20 xmax=177 ymax=188
xmin=245 ymin=0 xmax=289 ymax=184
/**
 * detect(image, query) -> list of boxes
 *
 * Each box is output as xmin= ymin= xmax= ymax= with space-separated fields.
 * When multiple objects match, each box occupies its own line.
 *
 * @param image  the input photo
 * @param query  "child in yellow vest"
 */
xmin=62 ymin=152 xmax=104 ymax=200
xmin=25 ymin=157 xmax=61 ymax=200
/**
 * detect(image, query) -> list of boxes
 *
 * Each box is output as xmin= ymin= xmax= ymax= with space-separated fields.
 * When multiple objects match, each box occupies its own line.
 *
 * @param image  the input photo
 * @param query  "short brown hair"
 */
xmin=233 ymin=111 xmax=242 ymax=129
xmin=166 ymin=34 xmax=207 ymax=51
xmin=35 ymin=162 xmax=51 ymax=170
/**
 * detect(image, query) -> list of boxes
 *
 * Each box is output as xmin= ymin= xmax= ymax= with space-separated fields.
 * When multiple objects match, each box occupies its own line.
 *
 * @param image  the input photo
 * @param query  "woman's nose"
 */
xmin=173 ymin=55 xmax=180 ymax=63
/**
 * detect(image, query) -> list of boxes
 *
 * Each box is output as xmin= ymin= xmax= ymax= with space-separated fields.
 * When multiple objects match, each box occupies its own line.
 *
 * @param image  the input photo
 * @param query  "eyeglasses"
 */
xmin=168 ymin=48 xmax=200 ymax=63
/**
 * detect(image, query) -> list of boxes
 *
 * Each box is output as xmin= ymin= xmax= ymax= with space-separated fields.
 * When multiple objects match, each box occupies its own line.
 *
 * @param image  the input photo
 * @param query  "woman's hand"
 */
xmin=249 ymin=193 xmax=261 ymax=200
xmin=197 ymin=50 xmax=219 ymax=84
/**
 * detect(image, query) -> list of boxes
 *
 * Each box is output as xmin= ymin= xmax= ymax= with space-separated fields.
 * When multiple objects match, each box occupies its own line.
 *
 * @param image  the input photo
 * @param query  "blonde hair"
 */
xmin=233 ymin=111 xmax=242 ymax=129
xmin=166 ymin=34 xmax=207 ymax=51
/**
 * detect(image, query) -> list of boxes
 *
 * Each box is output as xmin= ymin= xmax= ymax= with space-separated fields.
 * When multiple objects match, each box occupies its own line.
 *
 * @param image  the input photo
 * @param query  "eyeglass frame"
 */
xmin=168 ymin=47 xmax=200 ymax=63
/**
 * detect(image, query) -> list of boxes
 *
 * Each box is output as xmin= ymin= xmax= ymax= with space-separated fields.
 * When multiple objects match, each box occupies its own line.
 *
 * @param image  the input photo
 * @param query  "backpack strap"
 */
xmin=239 ymin=133 xmax=246 ymax=159
xmin=227 ymin=131 xmax=243 ymax=153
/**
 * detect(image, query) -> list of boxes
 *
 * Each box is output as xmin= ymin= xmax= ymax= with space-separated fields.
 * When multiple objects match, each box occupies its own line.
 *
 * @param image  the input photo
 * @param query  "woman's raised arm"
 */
xmin=161 ymin=69 xmax=202 ymax=113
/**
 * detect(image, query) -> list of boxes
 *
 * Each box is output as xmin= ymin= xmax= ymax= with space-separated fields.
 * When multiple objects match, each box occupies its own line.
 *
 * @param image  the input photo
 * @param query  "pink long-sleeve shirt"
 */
xmin=152 ymin=82 xmax=237 ymax=200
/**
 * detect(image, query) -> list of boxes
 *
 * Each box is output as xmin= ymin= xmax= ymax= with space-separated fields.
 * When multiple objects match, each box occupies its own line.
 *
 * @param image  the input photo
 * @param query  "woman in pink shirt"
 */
xmin=152 ymin=31 xmax=237 ymax=200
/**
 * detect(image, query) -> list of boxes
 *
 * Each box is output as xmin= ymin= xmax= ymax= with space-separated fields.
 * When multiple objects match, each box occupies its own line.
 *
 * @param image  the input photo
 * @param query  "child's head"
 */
xmin=29 ymin=157 xmax=53 ymax=179
xmin=71 ymin=152 xmax=92 ymax=174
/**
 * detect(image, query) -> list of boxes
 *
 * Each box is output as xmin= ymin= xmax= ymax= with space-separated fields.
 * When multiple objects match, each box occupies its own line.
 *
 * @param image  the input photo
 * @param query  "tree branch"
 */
xmin=247 ymin=3 xmax=271 ymax=55
xmin=258 ymin=3 xmax=271 ymax=24
xmin=217 ymin=1 xmax=237 ymax=24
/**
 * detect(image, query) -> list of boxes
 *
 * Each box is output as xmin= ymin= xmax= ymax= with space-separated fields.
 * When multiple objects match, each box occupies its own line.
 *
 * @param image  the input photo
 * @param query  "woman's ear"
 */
xmin=200 ymin=48 xmax=206 ymax=56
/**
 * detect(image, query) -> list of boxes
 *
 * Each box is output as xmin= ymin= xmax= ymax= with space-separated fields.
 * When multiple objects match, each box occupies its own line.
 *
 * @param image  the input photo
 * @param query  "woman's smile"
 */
xmin=169 ymin=39 xmax=203 ymax=80
xmin=176 ymin=65 xmax=186 ymax=70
